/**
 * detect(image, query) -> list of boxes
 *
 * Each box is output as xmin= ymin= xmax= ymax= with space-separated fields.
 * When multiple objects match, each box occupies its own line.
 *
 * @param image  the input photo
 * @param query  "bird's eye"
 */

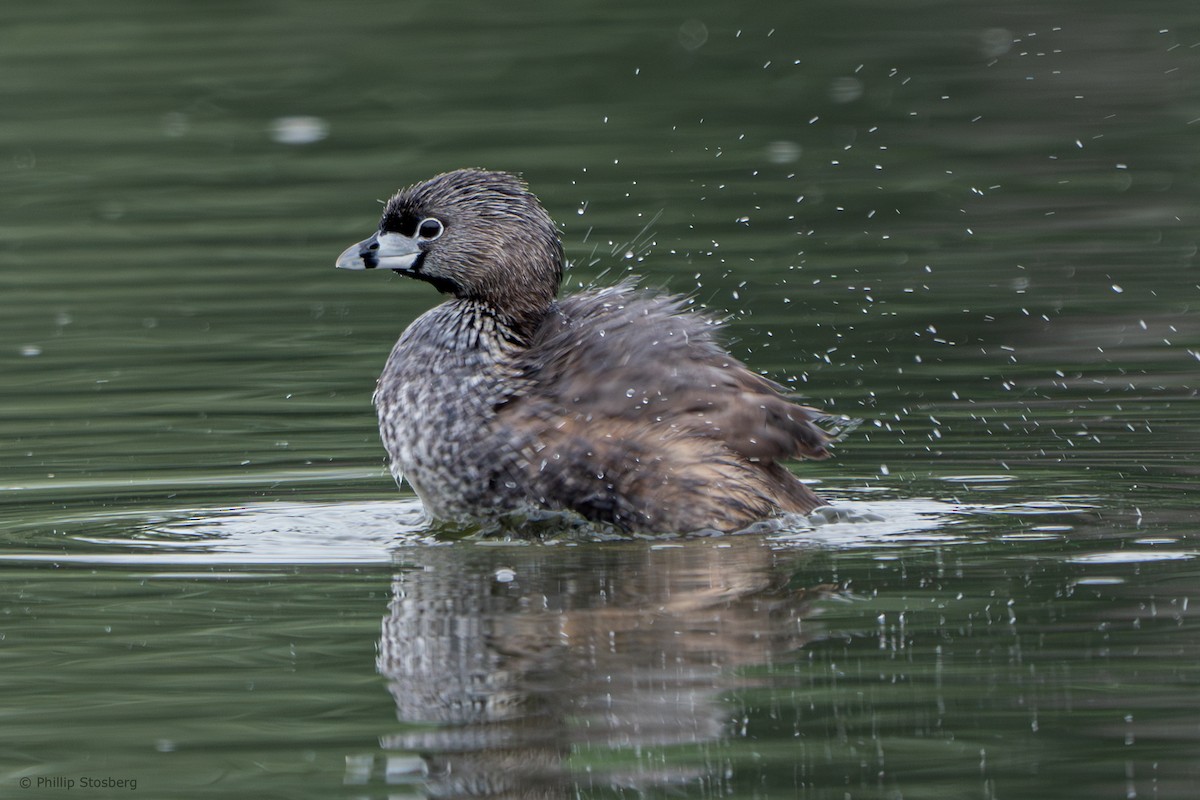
xmin=417 ymin=218 xmax=444 ymax=240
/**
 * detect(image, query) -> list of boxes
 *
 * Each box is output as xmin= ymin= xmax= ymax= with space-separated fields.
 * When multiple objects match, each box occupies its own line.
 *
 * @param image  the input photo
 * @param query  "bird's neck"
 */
xmin=410 ymin=298 xmax=533 ymax=357
xmin=455 ymin=284 xmax=561 ymax=345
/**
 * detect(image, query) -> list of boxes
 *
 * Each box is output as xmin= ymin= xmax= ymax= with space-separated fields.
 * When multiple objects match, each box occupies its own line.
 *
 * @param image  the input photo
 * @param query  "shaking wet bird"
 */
xmin=336 ymin=169 xmax=847 ymax=533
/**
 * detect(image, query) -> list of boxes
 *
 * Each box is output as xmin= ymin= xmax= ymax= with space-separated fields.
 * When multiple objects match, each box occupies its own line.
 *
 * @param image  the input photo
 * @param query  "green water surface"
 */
xmin=2 ymin=1 xmax=1199 ymax=798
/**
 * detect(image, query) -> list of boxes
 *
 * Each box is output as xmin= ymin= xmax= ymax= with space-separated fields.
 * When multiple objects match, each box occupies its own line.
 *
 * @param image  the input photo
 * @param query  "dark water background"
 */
xmin=2 ymin=2 xmax=1199 ymax=798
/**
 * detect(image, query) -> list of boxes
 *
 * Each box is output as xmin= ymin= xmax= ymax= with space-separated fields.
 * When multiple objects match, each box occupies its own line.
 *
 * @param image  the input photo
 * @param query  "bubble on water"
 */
xmin=98 ymin=201 xmax=126 ymax=221
xmin=829 ymin=76 xmax=864 ymax=104
xmin=979 ymin=28 xmax=1013 ymax=59
xmin=20 ymin=345 xmax=42 ymax=357
xmin=678 ymin=19 xmax=708 ymax=51
xmin=766 ymin=140 xmax=802 ymax=164
xmin=161 ymin=112 xmax=189 ymax=138
xmin=269 ymin=116 xmax=329 ymax=145
xmin=13 ymin=148 xmax=36 ymax=170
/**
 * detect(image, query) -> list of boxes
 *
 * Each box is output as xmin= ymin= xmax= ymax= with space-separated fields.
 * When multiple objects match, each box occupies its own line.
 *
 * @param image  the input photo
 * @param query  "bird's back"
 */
xmin=496 ymin=282 xmax=835 ymax=532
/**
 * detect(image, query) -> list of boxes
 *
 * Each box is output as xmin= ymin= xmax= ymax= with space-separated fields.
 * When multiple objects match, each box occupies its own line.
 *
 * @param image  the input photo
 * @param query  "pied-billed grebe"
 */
xmin=336 ymin=168 xmax=846 ymax=533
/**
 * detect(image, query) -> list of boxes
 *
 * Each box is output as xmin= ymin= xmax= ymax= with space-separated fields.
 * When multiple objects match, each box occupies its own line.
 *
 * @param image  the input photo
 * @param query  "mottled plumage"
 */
xmin=336 ymin=168 xmax=846 ymax=533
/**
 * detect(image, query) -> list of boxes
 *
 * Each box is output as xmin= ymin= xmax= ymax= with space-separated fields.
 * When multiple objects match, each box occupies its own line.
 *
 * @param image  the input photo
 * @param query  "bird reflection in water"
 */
xmin=350 ymin=536 xmax=839 ymax=797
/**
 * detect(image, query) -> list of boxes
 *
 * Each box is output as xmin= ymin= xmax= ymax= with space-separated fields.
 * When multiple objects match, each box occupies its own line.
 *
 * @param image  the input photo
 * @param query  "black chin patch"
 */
xmin=407 ymin=271 xmax=461 ymax=296
xmin=391 ymin=252 xmax=461 ymax=296
xmin=423 ymin=274 xmax=462 ymax=295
